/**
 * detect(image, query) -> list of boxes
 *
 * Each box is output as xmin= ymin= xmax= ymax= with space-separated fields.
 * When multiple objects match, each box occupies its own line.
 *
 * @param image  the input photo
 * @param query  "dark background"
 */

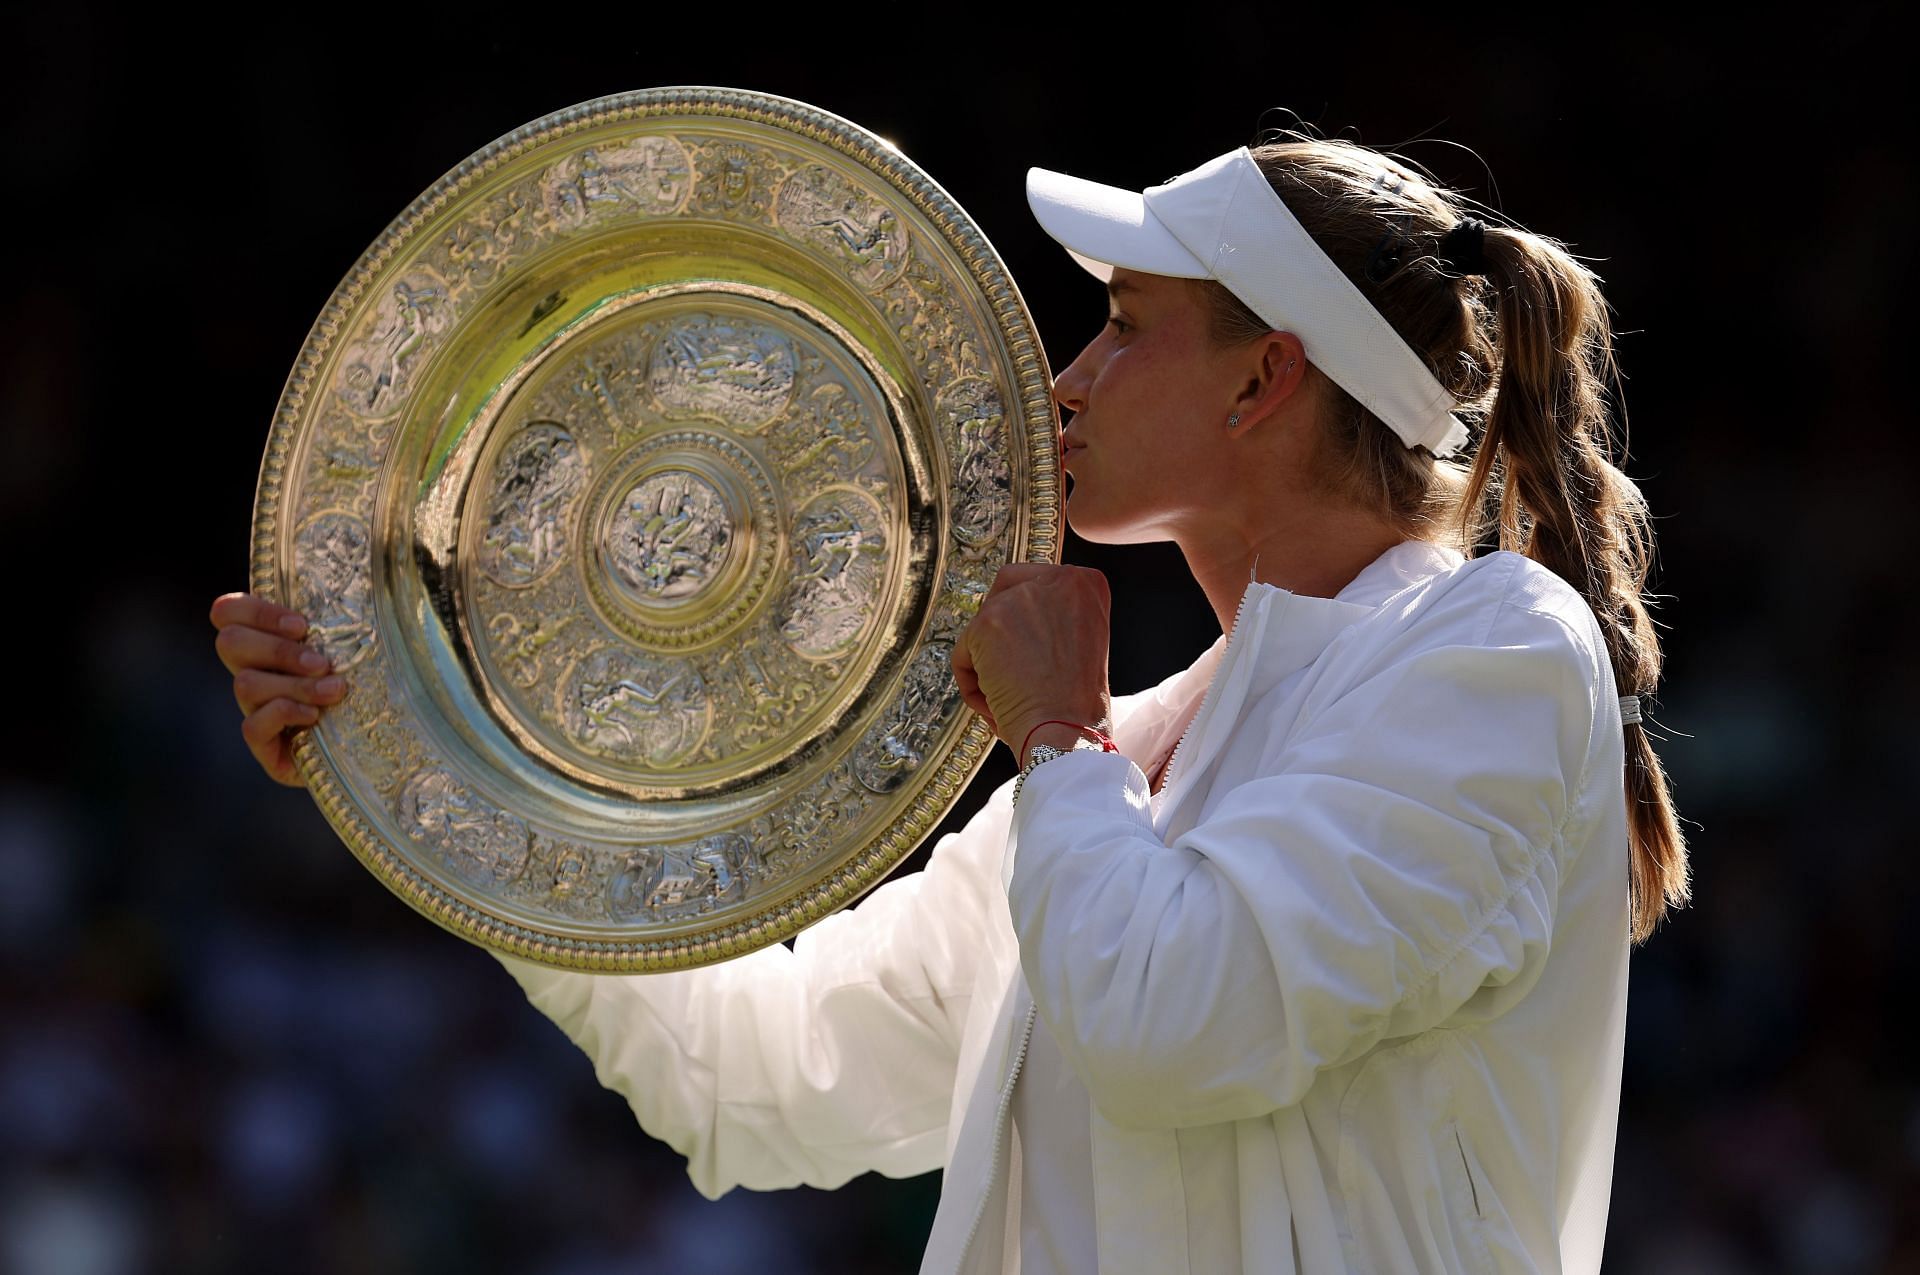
xmin=4 ymin=5 xmax=1913 ymax=1272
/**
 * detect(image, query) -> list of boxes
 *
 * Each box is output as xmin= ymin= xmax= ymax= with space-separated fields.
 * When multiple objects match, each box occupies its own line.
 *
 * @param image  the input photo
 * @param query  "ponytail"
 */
xmin=1462 ymin=226 xmax=1691 ymax=944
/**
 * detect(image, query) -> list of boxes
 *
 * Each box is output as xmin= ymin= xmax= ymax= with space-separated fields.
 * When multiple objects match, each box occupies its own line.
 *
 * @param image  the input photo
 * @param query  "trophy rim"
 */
xmin=250 ymin=86 xmax=1061 ymax=971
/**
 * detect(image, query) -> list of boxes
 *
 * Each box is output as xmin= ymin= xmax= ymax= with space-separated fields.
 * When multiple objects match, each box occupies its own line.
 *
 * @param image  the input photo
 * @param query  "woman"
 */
xmin=211 ymin=133 xmax=1690 ymax=1273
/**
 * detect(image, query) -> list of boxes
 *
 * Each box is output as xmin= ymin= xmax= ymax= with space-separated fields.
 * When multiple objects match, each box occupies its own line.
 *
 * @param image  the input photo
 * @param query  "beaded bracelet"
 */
xmin=1020 ymin=719 xmax=1119 ymax=768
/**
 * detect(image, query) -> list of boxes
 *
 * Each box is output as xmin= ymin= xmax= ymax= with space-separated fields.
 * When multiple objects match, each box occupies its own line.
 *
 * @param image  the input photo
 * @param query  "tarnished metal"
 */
xmin=249 ymin=88 xmax=1060 ymax=970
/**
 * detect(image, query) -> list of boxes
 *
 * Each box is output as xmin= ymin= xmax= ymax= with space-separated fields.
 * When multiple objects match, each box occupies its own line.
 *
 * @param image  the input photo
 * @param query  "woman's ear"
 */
xmin=1227 ymin=331 xmax=1307 ymax=438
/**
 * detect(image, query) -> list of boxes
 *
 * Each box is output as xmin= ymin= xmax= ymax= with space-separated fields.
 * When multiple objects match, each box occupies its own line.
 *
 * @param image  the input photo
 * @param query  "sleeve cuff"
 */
xmin=1003 ymin=749 xmax=1155 ymax=886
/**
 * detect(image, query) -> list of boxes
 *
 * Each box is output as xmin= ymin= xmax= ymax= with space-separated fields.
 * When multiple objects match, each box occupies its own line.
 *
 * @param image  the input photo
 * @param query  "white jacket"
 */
xmin=492 ymin=540 xmax=1631 ymax=1274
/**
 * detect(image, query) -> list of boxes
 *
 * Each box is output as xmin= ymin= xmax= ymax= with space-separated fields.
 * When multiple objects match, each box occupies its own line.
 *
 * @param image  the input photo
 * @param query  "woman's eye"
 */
xmin=1105 ymin=316 xmax=1130 ymax=335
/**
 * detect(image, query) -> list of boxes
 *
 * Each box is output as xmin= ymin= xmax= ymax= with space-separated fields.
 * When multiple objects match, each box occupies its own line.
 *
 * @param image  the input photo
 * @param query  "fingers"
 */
xmin=949 ymin=632 xmax=996 ymax=729
xmin=233 ymin=667 xmax=348 ymax=717
xmin=240 ymin=697 xmax=316 ymax=788
xmin=214 ymin=592 xmax=328 ymax=788
xmin=214 ymin=617 xmax=332 ymax=678
xmin=211 ymin=591 xmax=310 ymax=637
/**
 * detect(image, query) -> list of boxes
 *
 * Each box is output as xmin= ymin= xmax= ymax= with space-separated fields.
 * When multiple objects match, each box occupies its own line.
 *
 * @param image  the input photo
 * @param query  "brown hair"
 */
xmin=1197 ymin=136 xmax=1689 ymax=944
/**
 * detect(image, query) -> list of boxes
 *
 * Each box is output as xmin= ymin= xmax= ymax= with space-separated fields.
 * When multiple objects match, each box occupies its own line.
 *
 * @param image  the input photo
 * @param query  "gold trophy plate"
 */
xmin=249 ymin=88 xmax=1060 ymax=970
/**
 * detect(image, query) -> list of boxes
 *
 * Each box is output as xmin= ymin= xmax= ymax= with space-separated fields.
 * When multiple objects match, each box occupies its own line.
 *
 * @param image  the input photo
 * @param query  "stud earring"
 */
xmin=1227 ymin=413 xmax=1241 ymax=429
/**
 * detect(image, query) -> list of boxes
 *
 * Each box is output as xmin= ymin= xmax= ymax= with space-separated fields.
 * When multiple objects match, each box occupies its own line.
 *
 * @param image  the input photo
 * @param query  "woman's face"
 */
xmin=1050 ymin=267 xmax=1254 ymax=545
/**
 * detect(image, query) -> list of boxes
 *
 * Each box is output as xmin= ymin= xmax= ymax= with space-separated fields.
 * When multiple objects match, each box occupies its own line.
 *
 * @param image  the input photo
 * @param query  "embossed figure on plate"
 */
xmin=607 ymin=833 xmax=763 ymax=921
xmin=334 ymin=270 xmax=453 ymax=418
xmin=689 ymin=140 xmax=783 ymax=220
xmin=292 ymin=511 xmax=377 ymax=669
xmin=444 ymin=190 xmax=533 ymax=291
xmin=939 ymin=377 xmax=1013 ymax=549
xmin=479 ymin=422 xmax=588 ymax=587
xmin=783 ymin=489 xmax=889 ymax=658
xmin=775 ymin=165 xmax=908 ymax=291
xmin=540 ymin=136 xmax=692 ymax=228
xmin=398 ymin=768 xmax=531 ymax=887
xmin=606 ymin=469 xmax=732 ymax=601
xmin=647 ymin=314 xmax=797 ymax=428
xmin=854 ymin=642 xmax=962 ymax=793
xmin=561 ymin=648 xmax=711 ymax=767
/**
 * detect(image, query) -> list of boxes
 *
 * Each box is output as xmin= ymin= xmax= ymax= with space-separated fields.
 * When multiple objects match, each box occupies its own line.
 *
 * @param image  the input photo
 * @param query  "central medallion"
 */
xmin=607 ymin=469 xmax=731 ymax=602
xmin=581 ymin=427 xmax=780 ymax=649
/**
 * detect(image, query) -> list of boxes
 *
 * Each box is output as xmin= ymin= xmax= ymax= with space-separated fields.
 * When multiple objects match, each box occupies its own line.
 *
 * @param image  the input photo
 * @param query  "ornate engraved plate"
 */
xmin=250 ymin=88 xmax=1060 ymax=970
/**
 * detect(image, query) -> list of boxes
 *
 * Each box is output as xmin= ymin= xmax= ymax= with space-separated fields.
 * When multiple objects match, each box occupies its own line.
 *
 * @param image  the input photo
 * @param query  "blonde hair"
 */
xmin=1196 ymin=135 xmax=1689 ymax=944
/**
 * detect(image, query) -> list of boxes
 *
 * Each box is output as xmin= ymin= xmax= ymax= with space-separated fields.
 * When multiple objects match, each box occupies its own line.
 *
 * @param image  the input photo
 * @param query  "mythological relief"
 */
xmin=775 ymin=165 xmax=908 ymax=291
xmin=443 ymin=189 xmax=533 ymax=291
xmin=560 ymin=648 xmax=711 ymax=766
xmin=397 ymin=768 xmax=531 ymax=887
xmin=607 ymin=470 xmax=732 ymax=601
xmin=932 ymin=567 xmax=993 ymax=640
xmin=782 ymin=489 xmax=888 ymax=658
xmin=523 ymin=835 xmax=603 ymax=922
xmin=292 ymin=511 xmax=377 ymax=670
xmin=687 ymin=140 xmax=784 ymax=220
xmin=606 ymin=833 xmax=764 ymax=922
xmin=774 ymin=763 xmax=870 ymax=860
xmin=334 ymin=270 xmax=453 ymax=419
xmin=478 ymin=423 xmax=589 ymax=588
xmin=647 ymin=314 xmax=797 ymax=428
xmin=853 ymin=642 xmax=961 ymax=793
xmin=539 ymin=136 xmax=692 ymax=229
xmin=939 ymin=377 xmax=1013 ymax=549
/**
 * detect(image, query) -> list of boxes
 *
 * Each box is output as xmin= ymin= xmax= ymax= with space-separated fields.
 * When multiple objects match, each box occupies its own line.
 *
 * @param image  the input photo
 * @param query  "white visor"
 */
xmin=1025 ymin=147 xmax=1470 ymax=458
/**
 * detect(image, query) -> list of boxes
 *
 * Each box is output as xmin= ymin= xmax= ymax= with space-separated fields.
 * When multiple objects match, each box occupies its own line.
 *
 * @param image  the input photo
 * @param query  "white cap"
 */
xmin=1026 ymin=147 xmax=1470 ymax=458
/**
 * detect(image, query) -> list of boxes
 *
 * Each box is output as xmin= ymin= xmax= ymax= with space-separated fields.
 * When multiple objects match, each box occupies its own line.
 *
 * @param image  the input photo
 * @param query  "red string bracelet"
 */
xmin=1020 ymin=719 xmax=1119 ymax=767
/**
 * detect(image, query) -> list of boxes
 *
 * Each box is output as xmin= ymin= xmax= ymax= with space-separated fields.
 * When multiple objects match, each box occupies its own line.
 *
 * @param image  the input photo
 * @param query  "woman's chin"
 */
xmin=1063 ymin=497 xmax=1154 ymax=547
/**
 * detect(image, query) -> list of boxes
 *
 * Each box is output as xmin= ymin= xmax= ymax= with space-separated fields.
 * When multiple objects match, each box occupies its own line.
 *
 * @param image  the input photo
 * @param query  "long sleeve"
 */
xmin=495 ymin=774 xmax=1018 ymax=1199
xmin=1004 ymin=597 xmax=1603 ymax=1131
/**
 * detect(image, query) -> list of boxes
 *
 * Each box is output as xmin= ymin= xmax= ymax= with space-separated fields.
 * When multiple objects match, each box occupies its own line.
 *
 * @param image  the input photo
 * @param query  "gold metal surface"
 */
xmin=250 ymin=87 xmax=1059 ymax=970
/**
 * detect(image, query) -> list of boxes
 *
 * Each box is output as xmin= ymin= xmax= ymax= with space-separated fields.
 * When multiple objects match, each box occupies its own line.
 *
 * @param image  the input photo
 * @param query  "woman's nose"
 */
xmin=1051 ymin=339 xmax=1098 ymax=415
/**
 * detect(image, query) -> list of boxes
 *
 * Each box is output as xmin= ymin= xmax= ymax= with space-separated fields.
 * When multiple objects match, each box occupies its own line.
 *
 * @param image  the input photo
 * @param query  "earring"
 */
xmin=1227 ymin=413 xmax=1241 ymax=429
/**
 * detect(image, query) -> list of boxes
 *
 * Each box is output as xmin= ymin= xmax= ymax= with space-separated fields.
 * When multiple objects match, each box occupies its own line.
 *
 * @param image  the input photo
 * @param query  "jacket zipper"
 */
xmin=1156 ymin=583 xmax=1258 ymax=806
xmin=955 ymin=1000 xmax=1038 ymax=1274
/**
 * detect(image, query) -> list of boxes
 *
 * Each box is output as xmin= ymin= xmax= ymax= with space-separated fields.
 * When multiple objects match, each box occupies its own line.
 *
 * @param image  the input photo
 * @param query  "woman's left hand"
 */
xmin=951 ymin=563 xmax=1114 ymax=762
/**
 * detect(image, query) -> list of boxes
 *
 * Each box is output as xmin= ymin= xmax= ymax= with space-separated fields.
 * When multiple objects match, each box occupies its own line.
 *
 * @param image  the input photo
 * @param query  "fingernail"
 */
xmin=315 ymin=676 xmax=344 ymax=697
xmin=300 ymin=649 xmax=328 ymax=672
xmin=281 ymin=614 xmax=308 ymax=636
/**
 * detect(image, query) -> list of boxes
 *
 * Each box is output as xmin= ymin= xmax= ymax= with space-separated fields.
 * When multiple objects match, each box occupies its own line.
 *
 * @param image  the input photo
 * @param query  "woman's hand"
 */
xmin=209 ymin=592 xmax=349 ymax=787
xmin=950 ymin=563 xmax=1114 ymax=764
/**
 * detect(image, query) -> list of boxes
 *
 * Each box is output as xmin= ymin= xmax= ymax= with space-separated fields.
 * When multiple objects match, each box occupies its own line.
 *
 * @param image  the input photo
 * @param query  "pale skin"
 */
xmin=213 ymin=267 xmax=1406 ymax=789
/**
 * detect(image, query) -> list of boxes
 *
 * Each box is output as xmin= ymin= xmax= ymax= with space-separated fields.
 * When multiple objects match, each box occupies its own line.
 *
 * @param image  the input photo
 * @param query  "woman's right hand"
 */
xmin=209 ymin=592 xmax=349 ymax=787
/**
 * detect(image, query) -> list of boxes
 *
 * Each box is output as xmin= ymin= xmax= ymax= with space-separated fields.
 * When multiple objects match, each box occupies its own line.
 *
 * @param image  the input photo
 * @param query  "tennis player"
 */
xmin=212 ymin=130 xmax=1690 ymax=1273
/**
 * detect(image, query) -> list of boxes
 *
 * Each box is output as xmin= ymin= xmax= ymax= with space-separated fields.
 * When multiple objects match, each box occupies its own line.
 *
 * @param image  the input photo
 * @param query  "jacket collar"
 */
xmin=1140 ymin=539 xmax=1465 ymax=831
xmin=1245 ymin=538 xmax=1464 ymax=699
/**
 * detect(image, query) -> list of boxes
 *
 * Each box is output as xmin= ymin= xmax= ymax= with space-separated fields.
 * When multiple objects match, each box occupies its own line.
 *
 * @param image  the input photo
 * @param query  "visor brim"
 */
xmin=1026 ymin=167 xmax=1210 ymax=282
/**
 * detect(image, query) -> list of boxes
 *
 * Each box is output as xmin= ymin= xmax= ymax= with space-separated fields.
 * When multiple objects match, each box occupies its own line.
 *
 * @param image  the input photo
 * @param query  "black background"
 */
xmin=3 ymin=5 xmax=1913 ymax=1272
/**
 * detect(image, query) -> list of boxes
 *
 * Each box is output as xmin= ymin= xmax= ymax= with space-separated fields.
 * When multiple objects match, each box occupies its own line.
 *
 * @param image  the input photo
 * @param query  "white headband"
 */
xmin=1026 ymin=147 xmax=1470 ymax=458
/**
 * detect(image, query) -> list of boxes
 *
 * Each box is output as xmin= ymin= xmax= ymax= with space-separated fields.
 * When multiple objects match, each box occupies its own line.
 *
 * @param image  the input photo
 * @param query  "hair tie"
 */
xmin=1436 ymin=217 xmax=1488 ymax=277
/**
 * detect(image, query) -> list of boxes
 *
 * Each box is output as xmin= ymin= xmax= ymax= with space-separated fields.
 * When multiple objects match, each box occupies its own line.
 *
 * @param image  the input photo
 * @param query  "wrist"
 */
xmin=1019 ymin=722 xmax=1096 ymax=767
